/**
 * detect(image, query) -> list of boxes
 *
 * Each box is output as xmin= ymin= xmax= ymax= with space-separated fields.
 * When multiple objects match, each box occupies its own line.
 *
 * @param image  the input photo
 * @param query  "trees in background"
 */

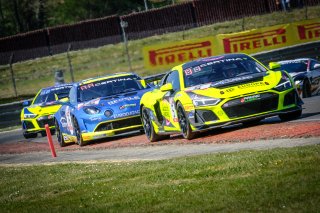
xmin=0 ymin=0 xmax=179 ymax=38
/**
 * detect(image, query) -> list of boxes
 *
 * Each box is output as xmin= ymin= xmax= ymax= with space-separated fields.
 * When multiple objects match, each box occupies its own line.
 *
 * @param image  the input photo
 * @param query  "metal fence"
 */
xmin=1 ymin=0 xmax=320 ymax=65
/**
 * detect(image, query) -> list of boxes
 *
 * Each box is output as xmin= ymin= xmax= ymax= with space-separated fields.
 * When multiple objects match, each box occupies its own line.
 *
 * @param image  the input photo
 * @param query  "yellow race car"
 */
xmin=140 ymin=53 xmax=303 ymax=142
xmin=21 ymin=84 xmax=72 ymax=139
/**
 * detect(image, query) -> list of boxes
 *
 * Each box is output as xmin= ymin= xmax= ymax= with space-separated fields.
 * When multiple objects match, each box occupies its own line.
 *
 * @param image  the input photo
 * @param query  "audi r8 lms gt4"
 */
xmin=269 ymin=58 xmax=320 ymax=98
xmin=140 ymin=53 xmax=303 ymax=142
xmin=54 ymin=73 xmax=151 ymax=147
xmin=20 ymin=84 xmax=73 ymax=139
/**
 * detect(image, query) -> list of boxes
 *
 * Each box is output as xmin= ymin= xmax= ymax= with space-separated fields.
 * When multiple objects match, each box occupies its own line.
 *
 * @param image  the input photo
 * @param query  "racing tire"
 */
xmin=177 ymin=102 xmax=196 ymax=140
xmin=279 ymin=109 xmax=302 ymax=121
xmin=73 ymin=117 xmax=86 ymax=146
xmin=302 ymin=79 xmax=311 ymax=98
xmin=23 ymin=132 xmax=37 ymax=139
xmin=40 ymin=131 xmax=47 ymax=137
xmin=55 ymin=120 xmax=66 ymax=147
xmin=141 ymin=106 xmax=163 ymax=142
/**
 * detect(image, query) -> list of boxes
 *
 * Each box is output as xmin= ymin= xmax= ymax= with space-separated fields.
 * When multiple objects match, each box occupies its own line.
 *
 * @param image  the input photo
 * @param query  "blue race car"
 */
xmin=54 ymin=73 xmax=152 ymax=146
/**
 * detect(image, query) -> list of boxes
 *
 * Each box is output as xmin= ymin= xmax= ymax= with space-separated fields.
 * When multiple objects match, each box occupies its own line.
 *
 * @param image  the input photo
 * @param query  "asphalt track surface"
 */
xmin=0 ymin=95 xmax=319 ymax=165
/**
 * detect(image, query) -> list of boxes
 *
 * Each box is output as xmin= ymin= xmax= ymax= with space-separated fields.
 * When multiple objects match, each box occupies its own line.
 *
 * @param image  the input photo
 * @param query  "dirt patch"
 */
xmin=1 ymin=121 xmax=319 ymax=154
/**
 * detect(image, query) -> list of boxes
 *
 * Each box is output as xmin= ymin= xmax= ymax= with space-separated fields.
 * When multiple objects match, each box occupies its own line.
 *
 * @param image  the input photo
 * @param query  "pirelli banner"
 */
xmin=143 ymin=18 xmax=320 ymax=70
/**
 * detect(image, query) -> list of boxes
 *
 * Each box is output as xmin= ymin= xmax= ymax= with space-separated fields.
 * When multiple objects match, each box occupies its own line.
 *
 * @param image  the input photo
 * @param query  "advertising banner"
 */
xmin=291 ymin=19 xmax=320 ymax=43
xmin=143 ymin=18 xmax=320 ymax=70
xmin=142 ymin=37 xmax=215 ymax=70
xmin=216 ymin=24 xmax=294 ymax=55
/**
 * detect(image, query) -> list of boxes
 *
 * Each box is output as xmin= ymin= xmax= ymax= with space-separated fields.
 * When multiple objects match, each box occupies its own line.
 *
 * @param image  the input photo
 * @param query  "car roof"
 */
xmin=181 ymin=53 xmax=251 ymax=69
xmin=78 ymin=72 xmax=140 ymax=85
xmin=41 ymin=83 xmax=73 ymax=91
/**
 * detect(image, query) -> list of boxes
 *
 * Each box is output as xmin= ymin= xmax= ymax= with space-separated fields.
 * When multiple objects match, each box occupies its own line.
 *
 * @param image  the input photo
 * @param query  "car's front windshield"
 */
xmin=33 ymin=86 xmax=71 ymax=105
xmin=183 ymin=56 xmax=267 ymax=88
xmin=78 ymin=76 xmax=144 ymax=102
xmin=280 ymin=61 xmax=307 ymax=73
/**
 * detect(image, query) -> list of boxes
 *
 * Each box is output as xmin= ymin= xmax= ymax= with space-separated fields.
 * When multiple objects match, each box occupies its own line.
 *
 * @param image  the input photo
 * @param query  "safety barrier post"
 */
xmin=45 ymin=124 xmax=57 ymax=158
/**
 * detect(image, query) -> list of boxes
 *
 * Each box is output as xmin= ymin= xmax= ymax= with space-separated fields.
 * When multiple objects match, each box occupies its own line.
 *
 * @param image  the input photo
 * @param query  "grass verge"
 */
xmin=1 ymin=145 xmax=319 ymax=212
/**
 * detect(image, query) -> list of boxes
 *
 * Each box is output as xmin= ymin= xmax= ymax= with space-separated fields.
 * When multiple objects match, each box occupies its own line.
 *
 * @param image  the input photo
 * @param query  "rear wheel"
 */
xmin=279 ymin=109 xmax=302 ymax=121
xmin=141 ymin=106 xmax=163 ymax=142
xmin=302 ymin=79 xmax=311 ymax=98
xmin=55 ymin=120 xmax=66 ymax=147
xmin=73 ymin=117 xmax=86 ymax=146
xmin=177 ymin=102 xmax=196 ymax=140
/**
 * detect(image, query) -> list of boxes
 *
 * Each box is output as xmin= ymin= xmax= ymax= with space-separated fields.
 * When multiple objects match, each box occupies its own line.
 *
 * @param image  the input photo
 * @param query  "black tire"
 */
xmin=50 ymin=129 xmax=56 ymax=135
xmin=177 ymin=102 xmax=196 ymax=140
xmin=23 ymin=132 xmax=37 ymax=139
xmin=279 ymin=109 xmax=302 ymax=121
xmin=55 ymin=120 xmax=66 ymax=147
xmin=73 ymin=117 xmax=86 ymax=146
xmin=302 ymin=79 xmax=311 ymax=98
xmin=40 ymin=131 xmax=47 ymax=137
xmin=141 ymin=106 xmax=163 ymax=142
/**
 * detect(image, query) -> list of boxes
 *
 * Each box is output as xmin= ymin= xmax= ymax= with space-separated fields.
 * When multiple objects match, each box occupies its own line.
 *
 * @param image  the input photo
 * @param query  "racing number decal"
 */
xmin=65 ymin=106 xmax=74 ymax=135
xmin=169 ymin=97 xmax=178 ymax=123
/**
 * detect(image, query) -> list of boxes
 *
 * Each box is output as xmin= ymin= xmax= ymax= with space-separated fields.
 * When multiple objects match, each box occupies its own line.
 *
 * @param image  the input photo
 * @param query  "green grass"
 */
xmin=1 ymin=145 xmax=320 ymax=212
xmin=1 ymin=6 xmax=320 ymax=100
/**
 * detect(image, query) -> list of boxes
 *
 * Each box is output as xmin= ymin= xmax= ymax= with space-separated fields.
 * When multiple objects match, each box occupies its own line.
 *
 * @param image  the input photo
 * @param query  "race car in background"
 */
xmin=140 ymin=53 xmax=303 ymax=142
xmin=54 ymin=73 xmax=151 ymax=147
xmin=269 ymin=58 xmax=320 ymax=98
xmin=21 ymin=84 xmax=73 ymax=139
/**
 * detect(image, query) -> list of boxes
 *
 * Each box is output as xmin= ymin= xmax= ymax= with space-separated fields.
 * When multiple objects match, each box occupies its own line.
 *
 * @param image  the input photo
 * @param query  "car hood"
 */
xmin=77 ymin=90 xmax=148 ymax=119
xmin=184 ymin=71 xmax=281 ymax=99
xmin=24 ymin=104 xmax=61 ymax=115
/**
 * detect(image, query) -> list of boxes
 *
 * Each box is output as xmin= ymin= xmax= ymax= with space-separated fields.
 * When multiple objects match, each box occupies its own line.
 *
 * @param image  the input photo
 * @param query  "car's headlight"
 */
xmin=274 ymin=72 xmax=292 ymax=92
xmin=83 ymin=106 xmax=101 ymax=114
xmin=24 ymin=113 xmax=37 ymax=119
xmin=192 ymin=94 xmax=221 ymax=107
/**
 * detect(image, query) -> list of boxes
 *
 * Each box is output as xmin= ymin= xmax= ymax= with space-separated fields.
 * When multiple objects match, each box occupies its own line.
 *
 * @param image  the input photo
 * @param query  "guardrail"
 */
xmin=0 ymin=41 xmax=319 ymax=129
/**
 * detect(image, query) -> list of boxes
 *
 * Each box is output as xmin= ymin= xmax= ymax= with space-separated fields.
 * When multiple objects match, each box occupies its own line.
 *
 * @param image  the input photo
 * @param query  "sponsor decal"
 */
xmin=78 ymin=98 xmax=100 ymax=109
xmin=65 ymin=106 xmax=74 ymax=135
xmin=297 ymin=22 xmax=320 ymax=40
xmin=107 ymin=96 xmax=140 ymax=105
xmin=223 ymin=28 xmax=287 ymax=53
xmin=113 ymin=110 xmax=140 ymax=119
xmin=238 ymin=82 xmax=265 ymax=89
xmin=143 ymin=37 xmax=215 ymax=70
xmin=119 ymin=103 xmax=137 ymax=110
xmin=225 ymin=88 xmax=235 ymax=93
xmin=80 ymin=78 xmax=133 ymax=91
xmin=240 ymin=94 xmax=261 ymax=103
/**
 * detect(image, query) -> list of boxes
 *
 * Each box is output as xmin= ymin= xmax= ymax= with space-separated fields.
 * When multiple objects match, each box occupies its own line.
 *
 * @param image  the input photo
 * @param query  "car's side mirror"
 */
xmin=313 ymin=64 xmax=320 ymax=69
xmin=22 ymin=100 xmax=31 ymax=107
xmin=160 ymin=83 xmax=173 ymax=92
xmin=57 ymin=97 xmax=70 ymax=105
xmin=269 ymin=62 xmax=281 ymax=71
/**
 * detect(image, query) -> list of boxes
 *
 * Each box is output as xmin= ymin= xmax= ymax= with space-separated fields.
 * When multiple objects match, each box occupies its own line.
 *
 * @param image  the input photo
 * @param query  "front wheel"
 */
xmin=55 ymin=120 xmax=66 ymax=147
xmin=279 ymin=109 xmax=302 ymax=121
xmin=23 ymin=132 xmax=37 ymax=139
xmin=141 ymin=107 xmax=162 ymax=142
xmin=177 ymin=103 xmax=196 ymax=140
xmin=302 ymin=79 xmax=311 ymax=98
xmin=73 ymin=117 xmax=86 ymax=146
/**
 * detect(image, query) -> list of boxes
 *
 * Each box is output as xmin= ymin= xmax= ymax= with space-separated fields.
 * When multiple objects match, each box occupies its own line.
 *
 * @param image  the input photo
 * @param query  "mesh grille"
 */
xmin=284 ymin=90 xmax=296 ymax=106
xmin=222 ymin=93 xmax=278 ymax=118
xmin=95 ymin=116 xmax=141 ymax=132
xmin=196 ymin=110 xmax=218 ymax=122
xmin=37 ymin=118 xmax=55 ymax=128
